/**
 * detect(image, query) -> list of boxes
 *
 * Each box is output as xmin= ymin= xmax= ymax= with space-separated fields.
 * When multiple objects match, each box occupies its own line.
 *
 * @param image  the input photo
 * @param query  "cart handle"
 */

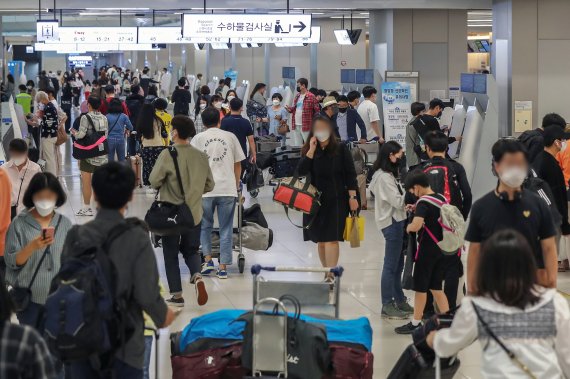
xmin=251 ymin=265 xmax=344 ymax=277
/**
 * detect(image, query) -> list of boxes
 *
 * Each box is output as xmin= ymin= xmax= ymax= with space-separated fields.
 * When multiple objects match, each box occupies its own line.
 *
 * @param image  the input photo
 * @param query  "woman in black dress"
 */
xmin=298 ymin=115 xmax=359 ymax=282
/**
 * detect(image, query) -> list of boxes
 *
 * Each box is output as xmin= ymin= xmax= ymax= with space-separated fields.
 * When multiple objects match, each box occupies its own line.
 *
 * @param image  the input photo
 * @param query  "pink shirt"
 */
xmin=0 ymin=159 xmax=42 ymax=213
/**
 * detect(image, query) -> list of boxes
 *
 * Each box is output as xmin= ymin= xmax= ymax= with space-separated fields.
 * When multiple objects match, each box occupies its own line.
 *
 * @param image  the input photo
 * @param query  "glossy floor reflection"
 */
xmin=53 ymin=142 xmax=570 ymax=379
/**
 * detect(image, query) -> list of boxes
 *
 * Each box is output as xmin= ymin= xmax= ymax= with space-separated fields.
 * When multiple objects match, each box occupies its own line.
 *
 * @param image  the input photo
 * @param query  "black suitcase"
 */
xmin=272 ymin=158 xmax=300 ymax=178
xmin=272 ymin=146 xmax=301 ymax=161
xmin=387 ymin=344 xmax=460 ymax=379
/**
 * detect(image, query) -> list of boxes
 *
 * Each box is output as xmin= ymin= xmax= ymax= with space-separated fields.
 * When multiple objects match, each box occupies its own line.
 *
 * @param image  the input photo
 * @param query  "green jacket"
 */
xmin=149 ymin=144 xmax=215 ymax=222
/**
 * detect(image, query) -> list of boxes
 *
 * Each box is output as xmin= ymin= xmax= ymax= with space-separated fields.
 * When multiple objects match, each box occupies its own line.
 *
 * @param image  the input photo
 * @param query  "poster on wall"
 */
xmin=381 ymin=82 xmax=412 ymax=149
xmin=514 ymin=101 xmax=533 ymax=133
xmin=223 ymin=69 xmax=239 ymax=90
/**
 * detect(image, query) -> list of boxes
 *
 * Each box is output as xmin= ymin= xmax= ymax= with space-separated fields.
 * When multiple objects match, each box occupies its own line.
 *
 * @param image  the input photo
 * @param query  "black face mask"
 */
xmin=338 ymin=107 xmax=348 ymax=113
xmin=296 ymin=86 xmax=301 ymax=93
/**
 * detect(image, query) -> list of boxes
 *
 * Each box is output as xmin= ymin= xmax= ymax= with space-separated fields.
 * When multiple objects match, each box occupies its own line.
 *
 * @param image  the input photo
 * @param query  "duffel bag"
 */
xmin=244 ymin=163 xmax=264 ymax=192
xmin=323 ymin=344 xmax=374 ymax=379
xmin=72 ymin=114 xmax=108 ymax=160
xmin=145 ymin=147 xmax=195 ymax=235
xmin=273 ymin=173 xmax=321 ymax=228
xmin=272 ymin=158 xmax=299 ymax=178
xmin=171 ymin=342 xmax=245 ymax=379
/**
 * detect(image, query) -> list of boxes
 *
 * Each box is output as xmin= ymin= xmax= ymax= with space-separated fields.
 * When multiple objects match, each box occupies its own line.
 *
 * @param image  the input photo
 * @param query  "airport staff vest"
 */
xmin=16 ymin=93 xmax=32 ymax=115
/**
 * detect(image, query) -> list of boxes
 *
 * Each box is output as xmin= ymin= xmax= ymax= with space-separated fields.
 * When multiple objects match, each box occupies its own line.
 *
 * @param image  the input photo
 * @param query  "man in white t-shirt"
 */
xmin=357 ymin=86 xmax=383 ymax=142
xmin=191 ymin=106 xmax=245 ymax=279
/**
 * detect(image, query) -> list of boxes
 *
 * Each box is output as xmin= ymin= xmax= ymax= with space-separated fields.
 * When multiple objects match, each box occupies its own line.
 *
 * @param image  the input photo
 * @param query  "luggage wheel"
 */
xmin=249 ymin=189 xmax=259 ymax=198
xmin=238 ymin=254 xmax=245 ymax=273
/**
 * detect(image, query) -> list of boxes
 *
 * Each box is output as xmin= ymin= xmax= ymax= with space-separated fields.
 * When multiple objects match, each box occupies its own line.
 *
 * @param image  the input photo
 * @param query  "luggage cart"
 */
xmin=251 ymin=265 xmax=343 ymax=318
xmin=205 ymin=190 xmax=246 ymax=273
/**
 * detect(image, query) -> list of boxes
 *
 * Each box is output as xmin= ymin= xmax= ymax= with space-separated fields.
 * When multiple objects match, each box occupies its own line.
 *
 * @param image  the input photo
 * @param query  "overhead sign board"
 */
xmin=138 ymin=27 xmax=194 ymax=44
xmin=183 ymin=14 xmax=312 ymax=39
xmin=57 ymin=27 xmax=137 ymax=44
xmin=36 ymin=21 xmax=59 ymax=42
xmin=231 ymin=26 xmax=320 ymax=44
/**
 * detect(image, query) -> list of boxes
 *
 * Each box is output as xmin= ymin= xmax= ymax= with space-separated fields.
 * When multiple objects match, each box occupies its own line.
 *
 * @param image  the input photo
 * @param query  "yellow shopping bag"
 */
xmin=344 ymin=214 xmax=365 ymax=248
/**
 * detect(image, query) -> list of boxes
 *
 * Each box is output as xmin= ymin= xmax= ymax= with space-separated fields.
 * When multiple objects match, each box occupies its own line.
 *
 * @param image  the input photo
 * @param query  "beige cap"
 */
xmin=322 ymin=96 xmax=338 ymax=108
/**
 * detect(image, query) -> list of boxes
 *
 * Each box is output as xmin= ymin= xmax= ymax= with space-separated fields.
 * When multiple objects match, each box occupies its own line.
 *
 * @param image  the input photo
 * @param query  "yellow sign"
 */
xmin=514 ymin=101 xmax=533 ymax=133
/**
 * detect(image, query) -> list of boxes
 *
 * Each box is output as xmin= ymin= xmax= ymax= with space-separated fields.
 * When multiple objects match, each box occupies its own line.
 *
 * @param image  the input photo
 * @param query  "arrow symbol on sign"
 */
xmin=293 ymin=21 xmax=306 ymax=32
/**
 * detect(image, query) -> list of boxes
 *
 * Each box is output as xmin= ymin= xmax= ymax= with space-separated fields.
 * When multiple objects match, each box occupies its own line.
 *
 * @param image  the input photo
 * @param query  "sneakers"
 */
xmin=395 ymin=321 xmax=422 ymax=335
xmin=397 ymin=301 xmax=414 ymax=315
xmin=165 ymin=296 xmax=185 ymax=307
xmin=381 ymin=303 xmax=409 ymax=320
xmin=216 ymin=269 xmax=228 ymax=279
xmin=75 ymin=207 xmax=94 ymax=217
xmin=201 ymin=260 xmax=215 ymax=275
xmin=194 ymin=276 xmax=208 ymax=306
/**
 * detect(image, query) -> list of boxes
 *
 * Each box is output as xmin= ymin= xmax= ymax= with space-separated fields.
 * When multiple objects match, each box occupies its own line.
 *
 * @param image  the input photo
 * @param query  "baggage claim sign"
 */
xmin=182 ymin=14 xmax=312 ymax=43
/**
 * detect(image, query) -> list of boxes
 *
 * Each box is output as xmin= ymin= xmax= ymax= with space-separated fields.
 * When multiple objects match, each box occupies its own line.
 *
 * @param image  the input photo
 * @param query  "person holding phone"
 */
xmin=4 ymin=172 xmax=72 ymax=331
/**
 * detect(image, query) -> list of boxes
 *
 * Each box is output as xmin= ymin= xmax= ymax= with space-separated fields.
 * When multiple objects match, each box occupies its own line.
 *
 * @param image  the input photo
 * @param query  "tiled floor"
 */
xmin=53 ymin=143 xmax=570 ymax=379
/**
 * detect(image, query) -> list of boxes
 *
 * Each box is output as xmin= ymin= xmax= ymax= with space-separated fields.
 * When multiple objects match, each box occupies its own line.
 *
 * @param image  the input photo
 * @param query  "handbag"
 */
xmin=244 ymin=163 xmax=265 ymax=192
xmin=145 ymin=147 xmax=195 ymax=236
xmin=72 ymin=114 xmax=108 ymax=160
xmin=8 ymin=215 xmax=61 ymax=312
xmin=402 ymin=232 xmax=416 ymax=290
xmin=239 ymin=295 xmax=331 ymax=379
xmin=55 ymin=107 xmax=69 ymax=146
xmin=273 ymin=173 xmax=321 ymax=229
xmin=277 ymin=120 xmax=289 ymax=136
xmin=343 ymin=212 xmax=365 ymax=248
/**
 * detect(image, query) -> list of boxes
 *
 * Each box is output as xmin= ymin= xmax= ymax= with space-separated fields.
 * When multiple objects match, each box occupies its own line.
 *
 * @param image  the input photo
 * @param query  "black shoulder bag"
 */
xmin=472 ymin=302 xmax=537 ymax=379
xmin=145 ymin=147 xmax=195 ymax=236
xmin=9 ymin=215 xmax=62 ymax=312
xmin=10 ymin=163 xmax=29 ymax=220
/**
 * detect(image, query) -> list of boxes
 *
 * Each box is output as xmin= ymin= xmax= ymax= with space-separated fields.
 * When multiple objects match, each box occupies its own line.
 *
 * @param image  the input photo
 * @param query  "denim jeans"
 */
xmin=108 ymin=135 xmax=126 ymax=162
xmin=143 ymin=335 xmax=153 ymax=379
xmin=380 ymin=219 xmax=406 ymax=305
xmin=69 ymin=359 xmax=142 ymax=379
xmin=162 ymin=224 xmax=202 ymax=295
xmin=201 ymin=196 xmax=237 ymax=265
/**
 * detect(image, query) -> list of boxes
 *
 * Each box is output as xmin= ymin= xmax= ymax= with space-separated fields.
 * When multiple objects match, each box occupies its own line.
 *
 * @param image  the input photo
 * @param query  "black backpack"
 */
xmin=524 ymin=169 xmax=563 ymax=227
xmin=421 ymin=159 xmax=463 ymax=211
xmin=44 ymin=221 xmax=138 ymax=364
xmin=518 ymin=129 xmax=543 ymax=163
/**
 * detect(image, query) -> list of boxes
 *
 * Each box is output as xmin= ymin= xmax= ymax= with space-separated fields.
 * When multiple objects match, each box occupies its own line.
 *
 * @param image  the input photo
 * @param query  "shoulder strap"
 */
xmin=471 ymin=302 xmax=537 ymax=379
xmin=418 ymin=195 xmax=446 ymax=208
xmin=107 ymin=115 xmax=121 ymax=135
xmin=85 ymin=114 xmax=96 ymax=131
xmin=15 ymin=164 xmax=30 ymax=205
xmin=168 ymin=147 xmax=186 ymax=199
xmin=26 ymin=215 xmax=62 ymax=289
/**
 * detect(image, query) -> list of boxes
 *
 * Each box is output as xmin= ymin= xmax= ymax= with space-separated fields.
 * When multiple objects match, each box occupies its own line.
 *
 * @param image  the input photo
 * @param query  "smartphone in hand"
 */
xmin=42 ymin=227 xmax=55 ymax=240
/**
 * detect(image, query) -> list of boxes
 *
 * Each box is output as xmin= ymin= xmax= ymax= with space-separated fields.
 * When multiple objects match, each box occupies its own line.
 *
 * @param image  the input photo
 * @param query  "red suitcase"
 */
xmin=171 ymin=343 xmax=245 ymax=379
xmin=323 ymin=344 xmax=374 ymax=379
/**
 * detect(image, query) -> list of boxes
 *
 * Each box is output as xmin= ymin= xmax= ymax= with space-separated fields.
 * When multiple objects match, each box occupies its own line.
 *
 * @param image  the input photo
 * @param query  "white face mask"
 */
xmin=34 ymin=199 xmax=56 ymax=217
xmin=314 ymin=130 xmax=330 ymax=142
xmin=214 ymin=102 xmax=222 ymax=109
xmin=227 ymin=96 xmax=235 ymax=102
xmin=38 ymin=103 xmax=45 ymax=111
xmin=272 ymin=99 xmax=280 ymax=106
xmin=499 ymin=167 xmax=527 ymax=189
xmin=200 ymin=103 xmax=207 ymax=110
xmin=13 ymin=156 xmax=27 ymax=166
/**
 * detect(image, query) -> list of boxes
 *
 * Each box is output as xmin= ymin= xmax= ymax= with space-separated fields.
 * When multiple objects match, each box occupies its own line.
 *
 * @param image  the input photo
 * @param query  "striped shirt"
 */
xmin=4 ymin=211 xmax=72 ymax=305
xmin=0 ymin=321 xmax=56 ymax=379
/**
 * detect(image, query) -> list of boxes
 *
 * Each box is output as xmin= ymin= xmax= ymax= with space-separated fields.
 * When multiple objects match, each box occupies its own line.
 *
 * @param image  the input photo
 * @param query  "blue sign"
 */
xmin=381 ymin=81 xmax=412 ymax=148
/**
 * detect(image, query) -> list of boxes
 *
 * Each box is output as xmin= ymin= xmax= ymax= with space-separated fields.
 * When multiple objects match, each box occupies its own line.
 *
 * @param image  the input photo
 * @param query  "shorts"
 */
xmin=79 ymin=159 xmax=96 ymax=173
xmin=413 ymin=245 xmax=446 ymax=292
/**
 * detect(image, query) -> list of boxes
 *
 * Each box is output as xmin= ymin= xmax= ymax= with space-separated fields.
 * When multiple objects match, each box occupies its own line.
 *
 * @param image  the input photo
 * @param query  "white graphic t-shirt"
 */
xmin=294 ymin=94 xmax=305 ymax=128
xmin=191 ymin=127 xmax=246 ymax=197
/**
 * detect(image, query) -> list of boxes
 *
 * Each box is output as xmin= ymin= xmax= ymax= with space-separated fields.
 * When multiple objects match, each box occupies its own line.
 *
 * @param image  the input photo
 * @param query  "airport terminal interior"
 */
xmin=3 ymin=0 xmax=570 ymax=378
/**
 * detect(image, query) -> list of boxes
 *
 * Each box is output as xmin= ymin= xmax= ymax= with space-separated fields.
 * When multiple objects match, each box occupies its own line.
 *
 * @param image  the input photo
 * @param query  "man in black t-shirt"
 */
xmin=220 ymin=98 xmax=256 ymax=176
xmin=518 ymin=113 xmax=566 ymax=164
xmin=466 ymin=139 xmax=557 ymax=293
xmin=395 ymin=170 xmax=450 ymax=335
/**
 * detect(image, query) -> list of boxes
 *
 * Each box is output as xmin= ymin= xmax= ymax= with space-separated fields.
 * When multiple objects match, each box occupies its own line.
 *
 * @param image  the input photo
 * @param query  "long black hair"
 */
xmin=477 ymin=229 xmax=540 ymax=309
xmin=250 ymin=83 xmax=266 ymax=100
xmin=373 ymin=141 xmax=403 ymax=177
xmin=301 ymin=115 xmax=340 ymax=156
xmin=137 ymin=103 xmax=158 ymax=139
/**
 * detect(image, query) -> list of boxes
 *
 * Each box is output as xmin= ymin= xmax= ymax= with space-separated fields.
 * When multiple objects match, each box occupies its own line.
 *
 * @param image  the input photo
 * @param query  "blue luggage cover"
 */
xmin=179 ymin=309 xmax=373 ymax=352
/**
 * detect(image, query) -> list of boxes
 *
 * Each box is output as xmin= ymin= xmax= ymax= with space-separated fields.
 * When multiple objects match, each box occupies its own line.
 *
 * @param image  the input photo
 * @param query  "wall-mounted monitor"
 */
xmin=460 ymin=73 xmax=474 ymax=93
xmin=473 ymin=74 xmax=487 ymax=94
xmin=13 ymin=45 xmax=41 ymax=62
xmin=355 ymin=69 xmax=374 ymax=84
xmin=282 ymin=66 xmax=295 ymax=80
xmin=480 ymin=40 xmax=491 ymax=52
xmin=341 ymin=69 xmax=355 ymax=83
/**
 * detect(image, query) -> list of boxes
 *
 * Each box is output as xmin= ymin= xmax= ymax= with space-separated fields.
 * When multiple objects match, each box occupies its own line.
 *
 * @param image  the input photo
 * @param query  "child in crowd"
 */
xmin=396 ymin=169 xmax=450 ymax=334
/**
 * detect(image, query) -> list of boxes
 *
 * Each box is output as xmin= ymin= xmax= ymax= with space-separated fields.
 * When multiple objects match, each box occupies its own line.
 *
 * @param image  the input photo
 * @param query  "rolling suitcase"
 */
xmin=130 ymin=155 xmax=143 ymax=188
xmin=272 ymin=146 xmax=301 ymax=179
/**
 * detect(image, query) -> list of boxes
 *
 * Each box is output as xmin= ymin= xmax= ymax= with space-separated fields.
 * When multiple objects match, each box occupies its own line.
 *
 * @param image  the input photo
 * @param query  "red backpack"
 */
xmin=421 ymin=160 xmax=462 ymax=210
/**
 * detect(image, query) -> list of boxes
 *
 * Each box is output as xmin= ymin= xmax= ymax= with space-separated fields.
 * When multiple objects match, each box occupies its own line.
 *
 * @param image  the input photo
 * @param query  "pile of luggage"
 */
xmin=170 ymin=307 xmax=374 ymax=379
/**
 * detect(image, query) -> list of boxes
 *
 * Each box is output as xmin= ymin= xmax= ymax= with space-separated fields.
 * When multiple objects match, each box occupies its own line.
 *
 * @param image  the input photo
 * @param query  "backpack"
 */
xmin=350 ymin=144 xmax=368 ymax=175
xmin=518 ymin=129 xmax=543 ymax=163
xmin=421 ymin=159 xmax=463 ymax=211
xmin=44 ymin=222 xmax=137 ymax=363
xmin=417 ymin=195 xmax=466 ymax=255
xmin=524 ymin=168 xmax=563 ymax=227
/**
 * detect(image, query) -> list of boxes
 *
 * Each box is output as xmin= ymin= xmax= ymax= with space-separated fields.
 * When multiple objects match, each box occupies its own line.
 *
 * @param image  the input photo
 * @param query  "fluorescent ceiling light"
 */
xmin=79 ymin=12 xmax=120 ymax=16
xmin=360 ymin=12 xmax=369 ymax=15
xmin=275 ymin=42 xmax=305 ymax=47
xmin=468 ymin=25 xmax=492 ymax=27
xmin=312 ymin=12 xmax=324 ymax=15
xmin=468 ymin=35 xmax=491 ymax=40
xmin=468 ymin=19 xmax=492 ymax=22
xmin=85 ymin=7 xmax=149 ymax=10
xmin=0 ymin=9 xmax=49 ymax=12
